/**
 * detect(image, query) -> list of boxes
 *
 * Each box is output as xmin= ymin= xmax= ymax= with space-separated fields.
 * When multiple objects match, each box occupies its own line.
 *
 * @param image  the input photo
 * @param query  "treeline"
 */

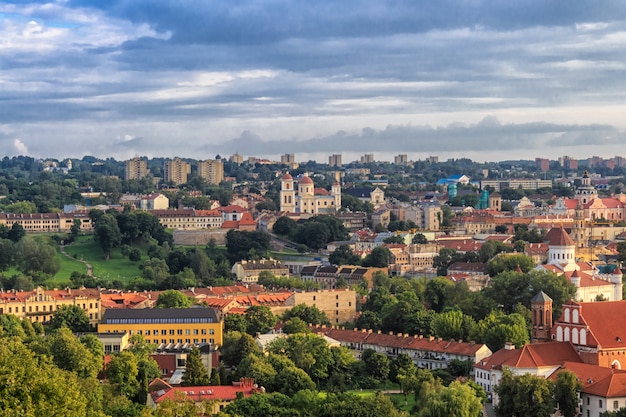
xmin=0 ymin=223 xmax=61 ymax=290
xmin=353 ymin=266 xmax=575 ymax=353
xmin=273 ymin=215 xmax=348 ymax=250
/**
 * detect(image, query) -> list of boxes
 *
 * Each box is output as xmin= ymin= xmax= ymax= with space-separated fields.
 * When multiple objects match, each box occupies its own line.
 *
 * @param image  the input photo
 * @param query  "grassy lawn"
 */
xmin=49 ymin=246 xmax=88 ymax=284
xmin=61 ymin=236 xmax=143 ymax=283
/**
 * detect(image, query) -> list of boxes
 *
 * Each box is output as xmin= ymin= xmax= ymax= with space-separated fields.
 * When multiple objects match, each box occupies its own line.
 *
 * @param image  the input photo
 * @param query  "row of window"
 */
xmin=0 ymin=303 xmax=96 ymax=314
xmin=124 ymin=328 xmax=214 ymax=336
xmin=104 ymin=317 xmax=214 ymax=324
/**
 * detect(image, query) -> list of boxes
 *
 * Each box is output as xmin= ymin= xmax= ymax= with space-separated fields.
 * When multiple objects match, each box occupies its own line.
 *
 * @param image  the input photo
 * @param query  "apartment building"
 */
xmin=328 ymin=154 xmax=342 ymax=167
xmin=198 ymin=159 xmax=224 ymax=185
xmin=164 ymin=158 xmax=191 ymax=185
xmin=125 ymin=157 xmax=149 ymax=180
xmin=98 ymin=307 xmax=223 ymax=347
xmin=0 ymin=287 xmax=101 ymax=327
xmin=0 ymin=212 xmax=93 ymax=233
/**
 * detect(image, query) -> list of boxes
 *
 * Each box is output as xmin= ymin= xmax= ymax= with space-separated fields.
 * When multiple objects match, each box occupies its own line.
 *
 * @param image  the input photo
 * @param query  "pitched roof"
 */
xmin=475 ymin=342 xmax=583 ymax=370
xmin=565 ymin=301 xmax=626 ymax=349
xmin=545 ymin=227 xmax=575 ymax=247
xmin=531 ymin=291 xmax=553 ymax=303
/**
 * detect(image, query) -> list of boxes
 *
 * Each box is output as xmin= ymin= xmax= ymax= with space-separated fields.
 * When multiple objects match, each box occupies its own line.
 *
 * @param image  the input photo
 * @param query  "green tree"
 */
xmin=0 ymin=338 xmax=89 ymax=417
xmin=94 ymin=213 xmax=122 ymax=259
xmin=554 ymin=370 xmax=583 ymax=417
xmin=282 ymin=304 xmax=330 ymax=326
xmin=424 ymin=276 xmax=455 ymax=313
xmin=7 ymin=222 xmax=26 ymax=242
xmin=431 ymin=310 xmax=476 ymax=342
xmin=49 ymin=304 xmax=90 ymax=332
xmin=156 ymin=289 xmax=193 ymax=308
xmin=329 ymin=244 xmax=361 ymax=266
xmin=361 ymin=246 xmax=392 ymax=268
xmin=181 ymin=347 xmax=211 ymax=386
xmin=48 ymin=327 xmax=101 ymax=379
xmin=70 ymin=218 xmax=82 ymax=237
xmin=487 ymin=254 xmax=535 ymax=276
xmin=245 ymin=305 xmax=278 ymax=335
xmin=106 ymin=350 xmax=139 ymax=398
xmin=0 ymin=239 xmax=14 ymax=271
xmin=274 ymin=366 xmax=316 ymax=396
xmin=14 ymin=236 xmax=60 ymax=276
xmin=419 ymin=381 xmax=483 ymax=417
xmin=273 ymin=216 xmax=298 ymax=237
xmin=224 ymin=314 xmax=248 ymax=333
xmin=220 ymin=331 xmax=260 ymax=367
xmin=412 ymin=233 xmax=428 ymax=244
xmin=362 ymin=349 xmax=390 ymax=382
xmin=282 ymin=317 xmax=311 ymax=334
xmin=494 ymin=369 xmax=555 ymax=417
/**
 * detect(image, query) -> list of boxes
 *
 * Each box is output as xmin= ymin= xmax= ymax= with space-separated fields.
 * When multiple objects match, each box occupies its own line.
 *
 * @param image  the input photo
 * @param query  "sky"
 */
xmin=2 ymin=1 xmax=626 ymax=163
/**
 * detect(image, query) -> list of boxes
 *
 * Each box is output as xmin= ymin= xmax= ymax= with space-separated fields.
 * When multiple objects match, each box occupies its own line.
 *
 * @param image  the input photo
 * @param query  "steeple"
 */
xmin=531 ymin=291 xmax=553 ymax=342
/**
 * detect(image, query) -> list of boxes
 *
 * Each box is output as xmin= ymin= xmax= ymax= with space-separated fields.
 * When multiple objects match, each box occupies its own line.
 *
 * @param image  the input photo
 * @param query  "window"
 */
xmin=209 ymin=329 xmax=215 ymax=335
xmin=600 ymin=399 xmax=603 ymax=409
xmin=169 ymin=329 xmax=174 ymax=335
xmin=614 ymin=401 xmax=619 ymax=409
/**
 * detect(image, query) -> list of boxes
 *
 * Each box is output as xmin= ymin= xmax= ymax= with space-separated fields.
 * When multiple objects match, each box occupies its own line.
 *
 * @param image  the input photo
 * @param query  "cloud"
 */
xmin=13 ymin=139 xmax=29 ymax=155
xmin=1 ymin=1 xmax=626 ymax=162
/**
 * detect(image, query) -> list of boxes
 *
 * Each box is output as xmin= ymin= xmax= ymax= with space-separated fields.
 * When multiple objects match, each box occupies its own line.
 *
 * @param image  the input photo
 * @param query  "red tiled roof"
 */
xmin=545 ymin=227 xmax=575 ymax=247
xmin=562 ymin=301 xmax=626 ymax=349
xmin=475 ymin=342 xmax=583 ymax=371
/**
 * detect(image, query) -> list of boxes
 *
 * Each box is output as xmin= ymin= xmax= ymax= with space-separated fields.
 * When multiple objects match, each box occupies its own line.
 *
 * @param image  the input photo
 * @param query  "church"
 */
xmin=537 ymin=227 xmax=622 ymax=302
xmin=279 ymin=173 xmax=341 ymax=215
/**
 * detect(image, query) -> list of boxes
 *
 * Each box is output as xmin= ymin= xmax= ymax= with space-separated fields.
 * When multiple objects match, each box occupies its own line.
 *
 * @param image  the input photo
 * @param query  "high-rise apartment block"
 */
xmin=394 ymin=154 xmax=408 ymax=165
xmin=198 ymin=159 xmax=224 ymax=185
xmin=125 ymin=157 xmax=149 ymax=180
xmin=559 ymin=156 xmax=578 ymax=170
xmin=329 ymin=154 xmax=342 ymax=167
xmin=281 ymin=154 xmax=295 ymax=164
xmin=360 ymin=153 xmax=374 ymax=163
xmin=535 ymin=158 xmax=550 ymax=172
xmin=164 ymin=158 xmax=191 ymax=185
xmin=230 ymin=153 xmax=244 ymax=164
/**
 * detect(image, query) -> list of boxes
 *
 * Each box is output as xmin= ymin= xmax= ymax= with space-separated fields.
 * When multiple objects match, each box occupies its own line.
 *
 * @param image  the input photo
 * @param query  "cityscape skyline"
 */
xmin=2 ymin=1 xmax=626 ymax=162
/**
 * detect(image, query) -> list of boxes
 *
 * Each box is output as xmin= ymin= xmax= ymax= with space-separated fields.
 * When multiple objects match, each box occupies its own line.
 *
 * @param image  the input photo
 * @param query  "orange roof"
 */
xmin=545 ymin=227 xmax=575 ymax=247
xmin=150 ymin=379 xmax=256 ymax=404
xmin=476 ymin=342 xmax=583 ymax=371
xmin=558 ymin=301 xmax=626 ymax=349
xmin=239 ymin=212 xmax=256 ymax=226
xmin=548 ymin=362 xmax=626 ymax=390
xmin=585 ymin=373 xmax=626 ymax=398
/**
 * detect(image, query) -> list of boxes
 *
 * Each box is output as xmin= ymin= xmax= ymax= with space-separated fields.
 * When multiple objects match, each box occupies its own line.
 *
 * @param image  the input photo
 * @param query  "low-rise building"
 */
xmin=231 ymin=259 xmax=289 ymax=283
xmin=98 ymin=307 xmax=223 ymax=347
xmin=320 ymin=326 xmax=491 ymax=372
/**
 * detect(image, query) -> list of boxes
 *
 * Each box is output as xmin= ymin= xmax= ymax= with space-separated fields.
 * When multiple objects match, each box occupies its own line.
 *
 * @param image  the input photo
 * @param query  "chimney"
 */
xmin=504 ymin=342 xmax=515 ymax=350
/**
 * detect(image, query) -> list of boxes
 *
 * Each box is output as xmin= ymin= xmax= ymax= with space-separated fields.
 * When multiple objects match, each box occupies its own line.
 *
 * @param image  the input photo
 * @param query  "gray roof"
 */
xmin=531 ymin=291 xmax=553 ymax=303
xmin=101 ymin=307 xmax=218 ymax=322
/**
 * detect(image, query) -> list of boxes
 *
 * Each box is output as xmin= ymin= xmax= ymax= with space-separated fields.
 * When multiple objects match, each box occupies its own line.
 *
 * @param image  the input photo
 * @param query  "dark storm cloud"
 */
xmin=215 ymin=117 xmax=624 ymax=155
xmin=1 ymin=0 xmax=626 ymax=160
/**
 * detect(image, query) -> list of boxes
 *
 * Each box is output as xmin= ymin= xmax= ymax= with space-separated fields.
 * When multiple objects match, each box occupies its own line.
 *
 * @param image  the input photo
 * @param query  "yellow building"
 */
xmin=125 ymin=157 xmax=149 ymax=180
xmin=98 ymin=307 xmax=223 ymax=347
xmin=164 ymin=158 xmax=191 ymax=185
xmin=197 ymin=159 xmax=224 ymax=185
xmin=0 ymin=287 xmax=101 ymax=327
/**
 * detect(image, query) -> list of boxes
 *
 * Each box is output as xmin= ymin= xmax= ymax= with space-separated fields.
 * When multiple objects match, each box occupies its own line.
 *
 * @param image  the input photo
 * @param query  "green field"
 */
xmin=59 ymin=235 xmax=143 ymax=283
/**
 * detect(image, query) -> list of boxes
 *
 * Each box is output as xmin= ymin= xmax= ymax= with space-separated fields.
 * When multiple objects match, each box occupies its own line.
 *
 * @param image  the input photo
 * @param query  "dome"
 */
xmin=215 ymin=154 xmax=222 ymax=160
xmin=282 ymin=172 xmax=293 ymax=180
xmin=299 ymin=175 xmax=313 ymax=185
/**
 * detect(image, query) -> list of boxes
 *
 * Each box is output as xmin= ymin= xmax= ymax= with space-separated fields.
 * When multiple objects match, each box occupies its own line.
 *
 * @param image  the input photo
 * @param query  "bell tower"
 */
xmin=280 ymin=172 xmax=296 ymax=213
xmin=531 ymin=291 xmax=553 ymax=342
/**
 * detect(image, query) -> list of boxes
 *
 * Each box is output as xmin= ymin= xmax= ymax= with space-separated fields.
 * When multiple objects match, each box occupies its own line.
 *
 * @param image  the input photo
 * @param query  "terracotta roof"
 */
xmin=548 ymin=362 xmax=626 ymax=391
xmin=298 ymin=175 xmax=314 ymax=185
xmin=282 ymin=172 xmax=293 ymax=180
xmin=560 ymin=301 xmax=626 ymax=349
xmin=585 ymin=373 xmax=626 ymax=398
xmin=475 ymin=342 xmax=583 ymax=371
xmin=319 ymin=327 xmax=489 ymax=357
xmin=150 ymin=378 xmax=256 ymax=404
xmin=545 ymin=227 xmax=576 ymax=247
